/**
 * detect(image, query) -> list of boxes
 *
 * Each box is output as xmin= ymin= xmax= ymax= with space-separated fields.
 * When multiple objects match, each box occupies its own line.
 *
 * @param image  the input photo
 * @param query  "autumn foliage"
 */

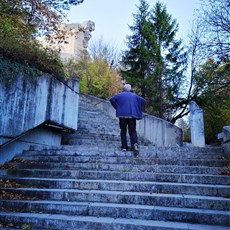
xmin=0 ymin=0 xmax=84 ymax=80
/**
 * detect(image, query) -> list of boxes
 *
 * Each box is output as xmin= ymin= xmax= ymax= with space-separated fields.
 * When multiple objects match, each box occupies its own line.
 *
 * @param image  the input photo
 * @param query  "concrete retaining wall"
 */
xmin=0 ymin=74 xmax=79 ymax=164
xmin=80 ymin=94 xmax=182 ymax=147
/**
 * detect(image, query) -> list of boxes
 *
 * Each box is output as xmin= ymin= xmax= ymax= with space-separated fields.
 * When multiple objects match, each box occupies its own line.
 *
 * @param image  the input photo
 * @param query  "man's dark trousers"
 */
xmin=119 ymin=118 xmax=138 ymax=149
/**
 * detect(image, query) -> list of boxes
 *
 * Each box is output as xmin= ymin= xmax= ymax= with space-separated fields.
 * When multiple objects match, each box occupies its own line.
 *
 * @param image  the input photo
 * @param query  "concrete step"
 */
xmin=28 ymin=145 xmax=225 ymax=159
xmin=65 ymin=139 xmax=122 ymax=146
xmin=0 ymin=94 xmax=229 ymax=229
xmin=64 ymin=132 xmax=121 ymax=140
xmin=23 ymin=149 xmax=224 ymax=160
xmin=62 ymin=135 xmax=150 ymax=146
xmin=24 ymin=145 xmax=228 ymax=159
xmin=7 ymin=162 xmax=229 ymax=175
xmin=0 ymin=200 xmax=229 ymax=226
xmin=1 ymin=169 xmax=229 ymax=185
xmin=13 ymin=155 xmax=229 ymax=167
xmin=1 ymin=177 xmax=229 ymax=197
xmin=1 ymin=187 xmax=229 ymax=210
xmin=63 ymin=134 xmax=152 ymax=146
xmin=1 ymin=211 xmax=229 ymax=230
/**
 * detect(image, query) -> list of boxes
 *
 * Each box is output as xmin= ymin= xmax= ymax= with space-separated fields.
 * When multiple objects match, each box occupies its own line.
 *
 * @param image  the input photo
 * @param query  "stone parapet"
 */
xmin=0 ymin=74 xmax=79 ymax=164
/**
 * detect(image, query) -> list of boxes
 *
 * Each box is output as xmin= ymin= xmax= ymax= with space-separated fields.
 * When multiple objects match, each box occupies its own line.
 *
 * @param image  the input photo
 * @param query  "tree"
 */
xmin=197 ymin=0 xmax=230 ymax=59
xmin=192 ymin=59 xmax=230 ymax=143
xmin=121 ymin=0 xmax=152 ymax=99
xmin=67 ymin=54 xmax=123 ymax=99
xmin=121 ymin=0 xmax=187 ymax=121
xmin=65 ymin=40 xmax=123 ymax=99
xmin=184 ymin=0 xmax=230 ymax=143
xmin=89 ymin=37 xmax=121 ymax=70
xmin=0 ymin=0 xmax=84 ymax=79
xmin=0 ymin=0 xmax=84 ymax=39
xmin=177 ymin=118 xmax=190 ymax=142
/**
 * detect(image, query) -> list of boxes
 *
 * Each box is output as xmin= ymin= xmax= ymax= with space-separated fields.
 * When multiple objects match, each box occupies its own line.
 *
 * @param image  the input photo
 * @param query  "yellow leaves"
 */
xmin=70 ymin=56 xmax=123 ymax=99
xmin=0 ymin=190 xmax=37 ymax=200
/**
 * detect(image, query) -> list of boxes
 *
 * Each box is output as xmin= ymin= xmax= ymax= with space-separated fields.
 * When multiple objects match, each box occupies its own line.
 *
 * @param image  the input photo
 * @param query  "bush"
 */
xmin=0 ymin=2 xmax=68 ymax=82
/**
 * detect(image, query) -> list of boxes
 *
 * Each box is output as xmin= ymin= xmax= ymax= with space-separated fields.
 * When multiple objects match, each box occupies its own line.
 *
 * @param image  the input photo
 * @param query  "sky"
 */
xmin=65 ymin=0 xmax=201 ymax=51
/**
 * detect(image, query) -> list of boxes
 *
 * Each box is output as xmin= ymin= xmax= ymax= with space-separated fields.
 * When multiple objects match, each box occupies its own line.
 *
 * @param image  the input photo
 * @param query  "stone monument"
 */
xmin=40 ymin=20 xmax=95 ymax=61
xmin=60 ymin=20 xmax=95 ymax=61
xmin=189 ymin=101 xmax=205 ymax=147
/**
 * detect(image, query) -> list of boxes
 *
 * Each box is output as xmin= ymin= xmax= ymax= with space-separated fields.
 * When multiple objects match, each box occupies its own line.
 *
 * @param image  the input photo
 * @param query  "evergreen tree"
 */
xmin=121 ymin=0 xmax=187 ymax=121
xmin=121 ymin=0 xmax=153 ymax=100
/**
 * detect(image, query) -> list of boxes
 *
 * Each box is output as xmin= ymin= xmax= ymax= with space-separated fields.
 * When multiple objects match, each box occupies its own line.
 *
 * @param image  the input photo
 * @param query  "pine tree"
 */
xmin=121 ymin=0 xmax=187 ymax=121
xmin=121 ymin=0 xmax=153 ymax=98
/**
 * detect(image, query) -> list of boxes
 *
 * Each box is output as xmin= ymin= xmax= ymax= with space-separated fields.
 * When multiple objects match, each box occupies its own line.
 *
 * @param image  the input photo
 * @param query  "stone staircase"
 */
xmin=0 ymin=94 xmax=229 ymax=229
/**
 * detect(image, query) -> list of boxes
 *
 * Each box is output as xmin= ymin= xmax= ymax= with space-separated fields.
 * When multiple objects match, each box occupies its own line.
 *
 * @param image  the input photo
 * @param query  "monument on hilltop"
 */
xmin=60 ymin=20 xmax=95 ymax=61
xmin=41 ymin=20 xmax=95 ymax=61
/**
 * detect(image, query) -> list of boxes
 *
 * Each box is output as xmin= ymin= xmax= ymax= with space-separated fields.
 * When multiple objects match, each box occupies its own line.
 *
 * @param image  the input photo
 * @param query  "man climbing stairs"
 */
xmin=0 ymin=94 xmax=229 ymax=229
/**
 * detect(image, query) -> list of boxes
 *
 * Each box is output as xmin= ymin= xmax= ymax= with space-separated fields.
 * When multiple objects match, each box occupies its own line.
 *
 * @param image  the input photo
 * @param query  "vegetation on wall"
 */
xmin=0 ymin=0 xmax=84 ymax=82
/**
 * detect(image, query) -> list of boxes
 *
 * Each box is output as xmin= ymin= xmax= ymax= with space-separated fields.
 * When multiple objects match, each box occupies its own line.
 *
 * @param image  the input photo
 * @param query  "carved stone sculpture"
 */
xmin=60 ymin=20 xmax=95 ymax=60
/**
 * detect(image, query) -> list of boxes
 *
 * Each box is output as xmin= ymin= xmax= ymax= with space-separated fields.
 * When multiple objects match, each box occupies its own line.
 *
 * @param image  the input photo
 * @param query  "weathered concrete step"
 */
xmin=1 ymin=212 xmax=229 ymax=230
xmin=77 ymin=120 xmax=118 ymax=127
xmin=8 ymin=162 xmax=229 ymax=175
xmin=78 ymin=117 xmax=119 ymax=125
xmin=23 ymin=146 xmax=230 ymax=160
xmin=64 ymin=136 xmax=152 ymax=146
xmin=14 ymin=155 xmax=229 ymax=167
xmin=1 ymin=177 xmax=229 ymax=197
xmin=1 ymin=188 xmax=229 ymax=210
xmin=22 ymin=149 xmax=224 ymax=161
xmin=77 ymin=117 xmax=114 ymax=124
xmin=63 ymin=136 xmax=150 ymax=146
xmin=2 ymin=169 xmax=229 ymax=185
xmin=76 ymin=124 xmax=118 ymax=132
xmin=66 ymin=139 xmax=122 ymax=146
xmin=0 ymin=200 xmax=229 ymax=226
xmin=64 ymin=132 xmax=120 ymax=140
xmin=78 ymin=113 xmax=111 ymax=118
xmin=28 ymin=143 xmax=224 ymax=153
xmin=28 ymin=145 xmax=225 ymax=159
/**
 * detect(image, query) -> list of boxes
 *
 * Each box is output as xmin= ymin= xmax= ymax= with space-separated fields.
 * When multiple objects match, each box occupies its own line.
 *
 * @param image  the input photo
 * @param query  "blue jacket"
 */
xmin=109 ymin=91 xmax=146 ymax=119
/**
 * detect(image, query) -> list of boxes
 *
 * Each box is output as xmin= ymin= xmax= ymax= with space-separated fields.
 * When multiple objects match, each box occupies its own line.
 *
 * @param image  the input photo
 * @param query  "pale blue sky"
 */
xmin=66 ymin=0 xmax=200 ymax=50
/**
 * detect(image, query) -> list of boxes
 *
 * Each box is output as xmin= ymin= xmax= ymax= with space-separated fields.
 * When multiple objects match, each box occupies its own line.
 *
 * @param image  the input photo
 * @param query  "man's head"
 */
xmin=124 ymin=84 xmax=131 ymax=92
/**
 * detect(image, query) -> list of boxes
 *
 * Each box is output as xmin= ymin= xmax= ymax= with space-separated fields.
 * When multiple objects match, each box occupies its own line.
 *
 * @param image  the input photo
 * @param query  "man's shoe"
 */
xmin=121 ymin=146 xmax=128 ymax=151
xmin=133 ymin=143 xmax=139 ymax=157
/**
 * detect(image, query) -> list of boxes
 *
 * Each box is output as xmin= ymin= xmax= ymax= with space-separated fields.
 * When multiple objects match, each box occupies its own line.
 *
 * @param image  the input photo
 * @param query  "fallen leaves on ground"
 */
xmin=0 ymin=190 xmax=38 ymax=200
xmin=219 ymin=171 xmax=230 ymax=176
xmin=0 ymin=179 xmax=27 ymax=188
xmin=0 ymin=164 xmax=16 ymax=169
